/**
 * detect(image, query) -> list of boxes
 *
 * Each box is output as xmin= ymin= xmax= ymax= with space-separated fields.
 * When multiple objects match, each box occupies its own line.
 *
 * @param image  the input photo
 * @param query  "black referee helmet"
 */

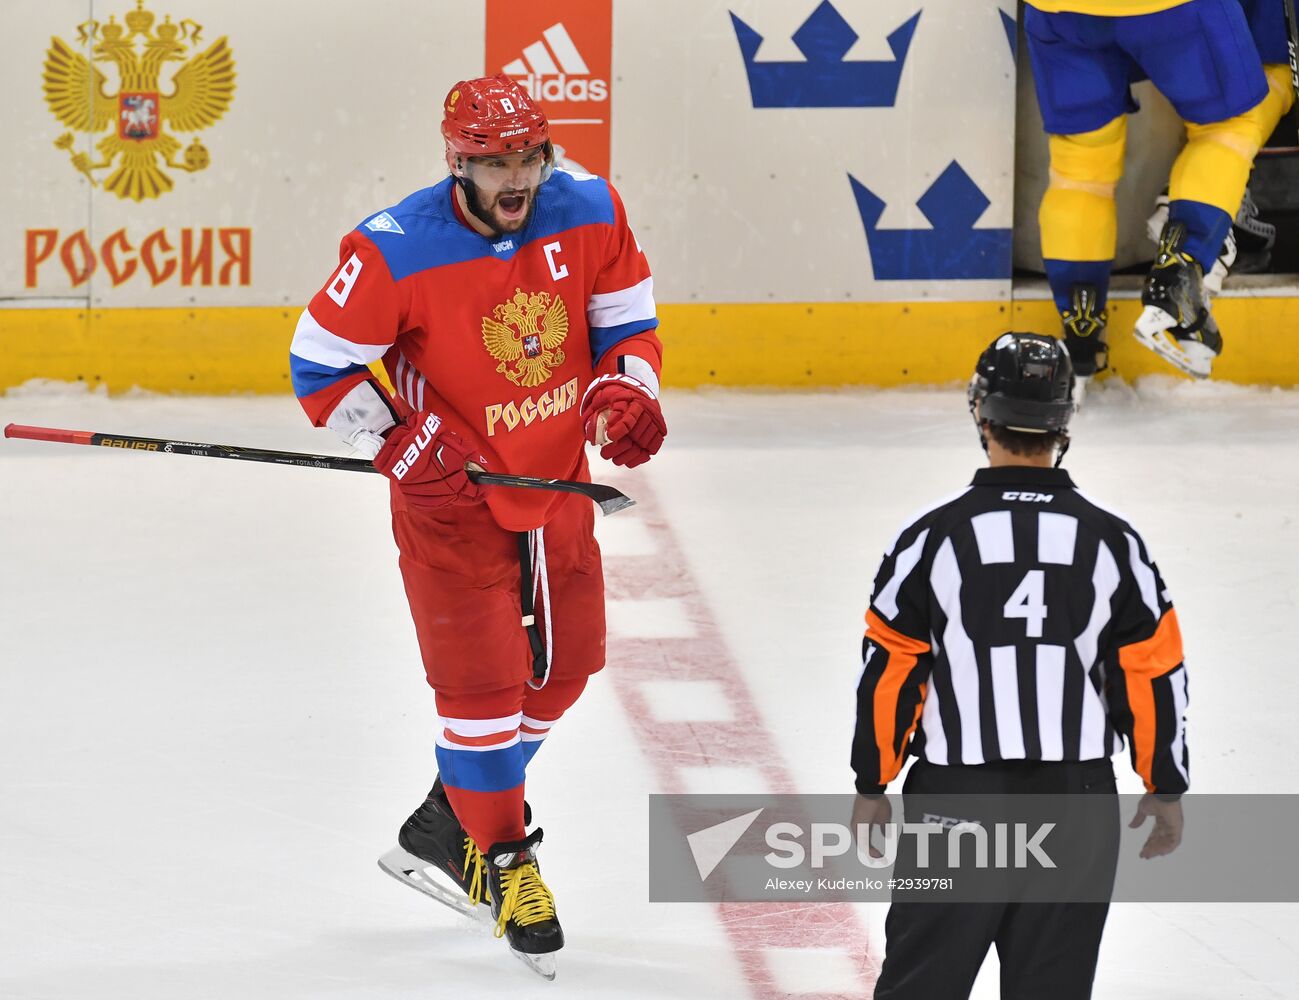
xmin=968 ymin=332 xmax=1076 ymax=435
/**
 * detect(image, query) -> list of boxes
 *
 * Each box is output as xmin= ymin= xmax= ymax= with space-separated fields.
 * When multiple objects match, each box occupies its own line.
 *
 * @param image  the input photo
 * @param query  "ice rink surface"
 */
xmin=2 ymin=379 xmax=1296 ymax=999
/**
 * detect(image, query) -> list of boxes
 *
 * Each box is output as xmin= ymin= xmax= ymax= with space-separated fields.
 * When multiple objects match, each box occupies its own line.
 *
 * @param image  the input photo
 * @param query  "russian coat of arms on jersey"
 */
xmin=482 ymin=289 xmax=569 ymax=387
xmin=41 ymin=1 xmax=236 ymax=201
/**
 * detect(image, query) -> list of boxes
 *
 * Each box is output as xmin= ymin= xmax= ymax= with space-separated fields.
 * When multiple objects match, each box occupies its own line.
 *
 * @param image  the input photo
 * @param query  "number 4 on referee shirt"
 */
xmin=1004 ymin=569 xmax=1048 ymax=637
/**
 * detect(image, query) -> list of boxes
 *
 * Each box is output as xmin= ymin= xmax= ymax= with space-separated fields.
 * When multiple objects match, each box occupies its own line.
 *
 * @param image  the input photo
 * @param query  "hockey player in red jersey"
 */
xmin=288 ymin=74 xmax=665 ymax=978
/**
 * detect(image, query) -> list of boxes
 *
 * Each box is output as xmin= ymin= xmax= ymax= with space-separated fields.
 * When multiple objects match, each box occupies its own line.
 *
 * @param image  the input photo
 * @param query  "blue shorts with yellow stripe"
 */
xmin=1024 ymin=0 xmax=1268 ymax=135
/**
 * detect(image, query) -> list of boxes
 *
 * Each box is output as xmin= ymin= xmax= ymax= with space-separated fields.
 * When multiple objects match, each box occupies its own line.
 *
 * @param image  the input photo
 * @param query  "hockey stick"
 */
xmin=1287 ymin=0 xmax=1299 ymax=103
xmin=3 ymin=424 xmax=636 ymax=516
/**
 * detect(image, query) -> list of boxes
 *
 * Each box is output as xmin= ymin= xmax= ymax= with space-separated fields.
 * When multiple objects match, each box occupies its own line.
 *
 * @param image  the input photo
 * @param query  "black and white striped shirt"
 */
xmin=852 ymin=466 xmax=1189 ymax=796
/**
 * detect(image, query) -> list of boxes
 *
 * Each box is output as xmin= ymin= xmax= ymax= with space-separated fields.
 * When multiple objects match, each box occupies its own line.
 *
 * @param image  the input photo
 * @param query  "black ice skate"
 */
xmin=1230 ymin=187 xmax=1274 ymax=274
xmin=1146 ymin=189 xmax=1236 ymax=293
xmin=1060 ymin=283 xmax=1108 ymax=380
xmin=1134 ymin=222 xmax=1223 ymax=379
xmin=485 ymin=828 xmax=563 ymax=980
xmin=377 ymin=777 xmax=488 ymax=919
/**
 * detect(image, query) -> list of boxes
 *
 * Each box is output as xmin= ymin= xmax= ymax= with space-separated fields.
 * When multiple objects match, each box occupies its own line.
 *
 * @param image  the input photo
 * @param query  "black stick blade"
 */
xmin=470 ymin=471 xmax=636 ymax=517
xmin=587 ymin=485 xmax=637 ymax=517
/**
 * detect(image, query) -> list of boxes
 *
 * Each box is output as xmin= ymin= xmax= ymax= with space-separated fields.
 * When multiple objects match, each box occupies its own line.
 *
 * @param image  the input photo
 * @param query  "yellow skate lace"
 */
xmin=492 ymin=861 xmax=556 ymax=938
xmin=464 ymin=838 xmax=487 ymax=906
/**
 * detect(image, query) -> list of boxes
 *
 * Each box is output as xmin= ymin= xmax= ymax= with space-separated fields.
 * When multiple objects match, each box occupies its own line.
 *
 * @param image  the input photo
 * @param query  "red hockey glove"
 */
xmin=581 ymin=373 xmax=666 ymax=468
xmin=373 ymin=411 xmax=489 ymax=508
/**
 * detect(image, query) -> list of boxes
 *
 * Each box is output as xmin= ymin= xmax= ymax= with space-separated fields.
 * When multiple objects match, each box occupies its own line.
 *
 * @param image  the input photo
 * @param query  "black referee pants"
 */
xmin=873 ymin=759 xmax=1118 ymax=1000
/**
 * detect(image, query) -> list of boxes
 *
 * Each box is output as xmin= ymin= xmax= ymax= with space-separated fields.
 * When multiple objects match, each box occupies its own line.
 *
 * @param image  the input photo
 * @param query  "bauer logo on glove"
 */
xmin=392 ymin=412 xmax=443 ymax=480
xmin=375 ymin=410 xmax=490 ymax=508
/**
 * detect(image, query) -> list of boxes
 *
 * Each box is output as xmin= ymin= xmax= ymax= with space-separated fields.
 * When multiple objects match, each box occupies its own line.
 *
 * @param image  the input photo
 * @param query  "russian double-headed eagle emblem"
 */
xmin=483 ymin=289 xmax=569 ymax=388
xmin=42 ymin=1 xmax=236 ymax=201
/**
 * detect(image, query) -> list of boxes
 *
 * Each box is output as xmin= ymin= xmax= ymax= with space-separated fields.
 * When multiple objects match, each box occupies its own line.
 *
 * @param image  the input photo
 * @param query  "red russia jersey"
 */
xmin=289 ymin=170 xmax=662 ymax=531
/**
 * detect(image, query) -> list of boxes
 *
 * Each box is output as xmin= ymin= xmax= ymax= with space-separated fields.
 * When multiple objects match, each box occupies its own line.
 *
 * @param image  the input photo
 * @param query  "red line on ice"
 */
xmin=602 ymin=474 xmax=880 ymax=998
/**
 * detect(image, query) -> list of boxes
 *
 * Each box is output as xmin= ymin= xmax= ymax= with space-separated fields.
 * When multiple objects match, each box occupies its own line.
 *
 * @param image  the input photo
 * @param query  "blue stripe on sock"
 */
xmin=435 ymin=742 xmax=525 ymax=793
xmin=1042 ymin=259 xmax=1113 ymax=314
xmin=1167 ymin=200 xmax=1233 ymax=272
xmin=521 ymin=739 xmax=544 ymax=768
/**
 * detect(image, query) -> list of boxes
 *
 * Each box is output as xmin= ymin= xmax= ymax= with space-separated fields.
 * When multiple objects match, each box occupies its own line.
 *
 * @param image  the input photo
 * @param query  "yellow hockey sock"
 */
xmin=1039 ymin=115 xmax=1125 ymax=262
xmin=1169 ymin=92 xmax=1277 ymax=216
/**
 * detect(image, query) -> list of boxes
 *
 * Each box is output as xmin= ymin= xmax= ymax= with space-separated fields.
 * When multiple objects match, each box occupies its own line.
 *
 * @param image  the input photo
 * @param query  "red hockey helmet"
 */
xmin=441 ymin=74 xmax=550 ymax=158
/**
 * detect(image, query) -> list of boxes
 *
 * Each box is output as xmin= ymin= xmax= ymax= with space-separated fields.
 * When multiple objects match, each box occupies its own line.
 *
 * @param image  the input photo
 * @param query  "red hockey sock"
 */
xmin=434 ymin=685 xmax=529 ymax=851
xmin=442 ymin=783 xmax=526 ymax=852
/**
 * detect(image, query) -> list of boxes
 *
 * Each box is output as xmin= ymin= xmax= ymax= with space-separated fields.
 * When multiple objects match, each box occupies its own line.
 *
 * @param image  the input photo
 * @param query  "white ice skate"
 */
xmin=1134 ymin=223 xmax=1223 ymax=380
xmin=1133 ymin=306 xmax=1218 ymax=380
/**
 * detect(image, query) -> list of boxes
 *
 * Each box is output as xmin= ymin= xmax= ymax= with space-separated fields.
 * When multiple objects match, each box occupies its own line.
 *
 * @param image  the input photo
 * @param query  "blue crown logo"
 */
xmin=850 ymin=161 xmax=1011 ymax=280
xmin=730 ymin=1 xmax=921 ymax=108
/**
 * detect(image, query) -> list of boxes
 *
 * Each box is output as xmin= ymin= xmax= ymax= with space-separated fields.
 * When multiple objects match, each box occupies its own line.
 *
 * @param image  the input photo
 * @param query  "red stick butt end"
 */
xmin=4 ymin=424 xmax=94 ymax=445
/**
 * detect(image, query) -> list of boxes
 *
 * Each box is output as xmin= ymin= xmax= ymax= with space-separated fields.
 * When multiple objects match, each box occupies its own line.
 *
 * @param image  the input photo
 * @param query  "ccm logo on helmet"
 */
xmin=392 ymin=413 xmax=443 ymax=480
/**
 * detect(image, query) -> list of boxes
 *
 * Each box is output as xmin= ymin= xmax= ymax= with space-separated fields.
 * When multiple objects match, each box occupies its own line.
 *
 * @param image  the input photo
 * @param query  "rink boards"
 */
xmin=2 ymin=294 xmax=1297 ymax=393
xmin=2 ymin=0 xmax=1296 ymax=391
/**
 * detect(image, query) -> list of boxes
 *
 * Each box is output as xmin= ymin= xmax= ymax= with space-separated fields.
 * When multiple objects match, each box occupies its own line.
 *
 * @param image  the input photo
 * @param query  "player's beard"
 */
xmin=463 ymin=179 xmax=538 ymax=238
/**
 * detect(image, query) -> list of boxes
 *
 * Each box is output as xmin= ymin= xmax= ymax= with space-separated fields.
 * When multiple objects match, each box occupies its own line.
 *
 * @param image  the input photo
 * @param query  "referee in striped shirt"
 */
xmin=852 ymin=333 xmax=1189 ymax=1000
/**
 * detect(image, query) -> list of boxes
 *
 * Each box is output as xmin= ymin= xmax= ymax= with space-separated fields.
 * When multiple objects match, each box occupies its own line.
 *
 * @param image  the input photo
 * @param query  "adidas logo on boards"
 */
xmin=503 ymin=23 xmax=608 ymax=103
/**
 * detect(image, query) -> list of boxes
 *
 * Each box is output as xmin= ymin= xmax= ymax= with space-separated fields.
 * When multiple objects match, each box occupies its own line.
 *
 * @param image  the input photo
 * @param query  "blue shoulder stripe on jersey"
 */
xmin=590 ymin=317 xmax=659 ymax=360
xmin=289 ymin=353 xmax=369 ymax=399
xmin=525 ymin=169 xmax=616 ymax=252
xmin=360 ymin=172 xmax=616 ymax=282
xmin=434 ymin=743 xmax=523 ymax=793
